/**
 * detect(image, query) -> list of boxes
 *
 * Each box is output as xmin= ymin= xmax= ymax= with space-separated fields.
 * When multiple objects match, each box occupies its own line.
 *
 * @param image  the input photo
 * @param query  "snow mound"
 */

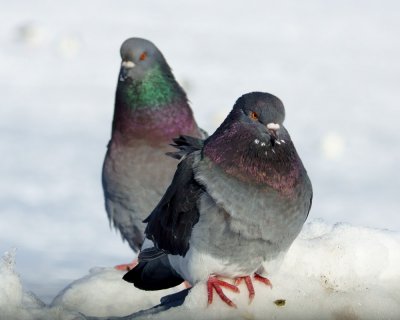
xmin=119 ymin=221 xmax=400 ymax=320
xmin=0 ymin=249 xmax=84 ymax=320
xmin=1 ymin=221 xmax=399 ymax=320
xmin=51 ymin=267 xmax=183 ymax=317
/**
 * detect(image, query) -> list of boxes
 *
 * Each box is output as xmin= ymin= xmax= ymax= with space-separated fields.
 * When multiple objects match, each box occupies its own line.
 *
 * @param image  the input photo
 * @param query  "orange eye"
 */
xmin=249 ymin=111 xmax=259 ymax=120
xmin=139 ymin=52 xmax=148 ymax=61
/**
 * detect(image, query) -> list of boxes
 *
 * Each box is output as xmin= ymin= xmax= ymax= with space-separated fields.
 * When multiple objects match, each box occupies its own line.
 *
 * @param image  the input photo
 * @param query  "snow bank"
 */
xmin=0 ymin=251 xmax=182 ymax=319
xmin=120 ymin=220 xmax=400 ymax=320
xmin=0 ymin=249 xmax=84 ymax=320
xmin=50 ymin=268 xmax=183 ymax=317
xmin=1 ymin=221 xmax=399 ymax=320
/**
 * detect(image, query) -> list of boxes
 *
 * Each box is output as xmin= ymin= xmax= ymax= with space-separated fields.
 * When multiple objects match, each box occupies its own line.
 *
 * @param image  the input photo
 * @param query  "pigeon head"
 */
xmin=119 ymin=38 xmax=169 ymax=82
xmin=203 ymin=92 xmax=302 ymax=194
xmin=111 ymin=38 xmax=198 ymax=143
xmin=237 ymin=91 xmax=285 ymax=124
xmin=115 ymin=37 xmax=187 ymax=110
xmin=231 ymin=92 xmax=286 ymax=149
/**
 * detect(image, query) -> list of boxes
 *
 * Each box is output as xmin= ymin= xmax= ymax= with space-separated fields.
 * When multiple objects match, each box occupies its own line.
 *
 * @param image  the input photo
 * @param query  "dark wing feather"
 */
xmin=144 ymin=153 xmax=203 ymax=256
xmin=166 ymin=135 xmax=205 ymax=160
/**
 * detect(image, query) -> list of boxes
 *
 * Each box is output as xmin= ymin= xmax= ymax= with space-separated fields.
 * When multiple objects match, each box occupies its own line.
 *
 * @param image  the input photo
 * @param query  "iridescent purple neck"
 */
xmin=111 ymin=101 xmax=200 ymax=146
xmin=203 ymin=122 xmax=303 ymax=196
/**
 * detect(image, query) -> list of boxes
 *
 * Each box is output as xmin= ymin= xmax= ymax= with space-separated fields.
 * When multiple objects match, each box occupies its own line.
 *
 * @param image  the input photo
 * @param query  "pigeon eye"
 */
xmin=249 ymin=111 xmax=259 ymax=121
xmin=140 ymin=52 xmax=148 ymax=61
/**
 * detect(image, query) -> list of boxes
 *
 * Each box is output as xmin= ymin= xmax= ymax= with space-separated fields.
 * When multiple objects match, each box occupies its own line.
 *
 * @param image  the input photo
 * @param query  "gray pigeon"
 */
xmin=123 ymin=92 xmax=313 ymax=307
xmin=102 ymin=38 xmax=204 ymax=257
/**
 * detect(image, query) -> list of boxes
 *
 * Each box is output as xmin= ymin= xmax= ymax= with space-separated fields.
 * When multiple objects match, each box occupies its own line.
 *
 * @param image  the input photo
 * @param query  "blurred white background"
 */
xmin=0 ymin=0 xmax=399 ymax=302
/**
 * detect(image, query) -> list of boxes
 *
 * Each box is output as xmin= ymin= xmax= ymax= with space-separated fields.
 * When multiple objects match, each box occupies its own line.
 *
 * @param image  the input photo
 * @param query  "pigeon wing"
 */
xmin=166 ymin=135 xmax=205 ymax=160
xmin=144 ymin=153 xmax=204 ymax=256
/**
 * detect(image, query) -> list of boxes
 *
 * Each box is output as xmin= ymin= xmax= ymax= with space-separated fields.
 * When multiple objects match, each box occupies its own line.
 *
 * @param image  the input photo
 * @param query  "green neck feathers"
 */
xmin=118 ymin=64 xmax=184 ymax=109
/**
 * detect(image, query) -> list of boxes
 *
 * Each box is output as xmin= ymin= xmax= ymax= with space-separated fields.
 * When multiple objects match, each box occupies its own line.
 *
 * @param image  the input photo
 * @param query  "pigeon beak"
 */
xmin=266 ymin=123 xmax=280 ymax=142
xmin=119 ymin=60 xmax=135 ymax=81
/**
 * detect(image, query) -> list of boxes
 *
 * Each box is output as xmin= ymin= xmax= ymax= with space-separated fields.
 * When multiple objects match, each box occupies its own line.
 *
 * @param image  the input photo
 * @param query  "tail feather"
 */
xmin=123 ymin=254 xmax=184 ymax=291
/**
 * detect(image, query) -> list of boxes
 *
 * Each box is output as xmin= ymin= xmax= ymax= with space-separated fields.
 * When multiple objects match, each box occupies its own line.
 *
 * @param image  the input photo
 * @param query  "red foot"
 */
xmin=233 ymin=274 xmax=272 ymax=304
xmin=254 ymin=273 xmax=272 ymax=288
xmin=207 ymin=276 xmax=240 ymax=308
xmin=115 ymin=259 xmax=138 ymax=271
xmin=234 ymin=276 xmax=255 ymax=303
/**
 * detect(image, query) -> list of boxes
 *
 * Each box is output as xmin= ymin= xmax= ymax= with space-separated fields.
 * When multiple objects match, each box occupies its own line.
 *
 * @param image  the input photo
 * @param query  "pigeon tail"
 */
xmin=123 ymin=249 xmax=184 ymax=291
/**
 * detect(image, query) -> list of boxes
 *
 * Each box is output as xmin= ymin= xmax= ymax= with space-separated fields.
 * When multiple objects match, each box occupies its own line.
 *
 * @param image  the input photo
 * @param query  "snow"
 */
xmin=1 ymin=221 xmax=400 ymax=319
xmin=0 ymin=249 xmax=83 ymax=320
xmin=0 ymin=0 xmax=399 ymax=316
xmin=51 ymin=268 xmax=183 ymax=317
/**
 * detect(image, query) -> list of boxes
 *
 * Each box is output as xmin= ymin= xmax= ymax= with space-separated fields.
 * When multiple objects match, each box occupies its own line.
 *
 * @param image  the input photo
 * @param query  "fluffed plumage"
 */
xmin=124 ymin=92 xmax=312 ymax=295
xmin=102 ymin=38 xmax=204 ymax=252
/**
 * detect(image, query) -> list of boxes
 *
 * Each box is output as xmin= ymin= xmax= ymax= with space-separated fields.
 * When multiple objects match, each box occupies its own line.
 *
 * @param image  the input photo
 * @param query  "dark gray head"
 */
xmin=234 ymin=91 xmax=285 ymax=126
xmin=204 ymin=92 xmax=301 ymax=191
xmin=219 ymin=91 xmax=287 ymax=148
xmin=119 ymin=37 xmax=170 ymax=81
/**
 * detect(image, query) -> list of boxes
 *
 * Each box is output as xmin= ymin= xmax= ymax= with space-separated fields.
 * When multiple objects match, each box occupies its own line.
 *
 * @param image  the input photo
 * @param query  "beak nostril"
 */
xmin=267 ymin=123 xmax=280 ymax=131
xmin=121 ymin=60 xmax=135 ymax=69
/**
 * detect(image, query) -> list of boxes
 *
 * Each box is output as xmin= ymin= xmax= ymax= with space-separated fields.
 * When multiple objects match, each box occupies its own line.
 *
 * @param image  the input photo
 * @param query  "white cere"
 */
xmin=267 ymin=123 xmax=280 ymax=130
xmin=121 ymin=60 xmax=135 ymax=69
xmin=275 ymin=140 xmax=281 ymax=145
xmin=261 ymin=142 xmax=266 ymax=147
xmin=272 ymin=149 xmax=276 ymax=154
xmin=281 ymin=139 xmax=285 ymax=144
xmin=254 ymin=139 xmax=260 ymax=144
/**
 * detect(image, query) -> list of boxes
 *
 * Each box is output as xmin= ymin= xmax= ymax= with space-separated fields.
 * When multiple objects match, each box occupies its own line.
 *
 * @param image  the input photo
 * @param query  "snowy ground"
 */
xmin=0 ymin=0 xmax=399 ymax=312
xmin=1 ymin=221 xmax=400 ymax=319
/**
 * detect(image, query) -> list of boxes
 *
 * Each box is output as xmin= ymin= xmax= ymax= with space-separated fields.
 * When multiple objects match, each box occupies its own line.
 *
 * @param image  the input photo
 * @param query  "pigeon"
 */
xmin=123 ymin=91 xmax=313 ymax=307
xmin=102 ymin=38 xmax=205 ymax=261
